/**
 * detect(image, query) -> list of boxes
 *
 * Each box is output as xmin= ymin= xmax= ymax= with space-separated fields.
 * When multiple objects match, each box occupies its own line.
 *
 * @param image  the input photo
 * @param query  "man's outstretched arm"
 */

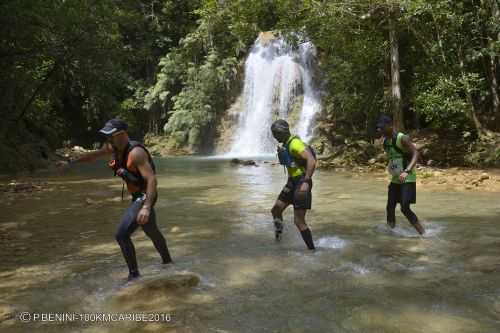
xmin=58 ymin=143 xmax=112 ymax=167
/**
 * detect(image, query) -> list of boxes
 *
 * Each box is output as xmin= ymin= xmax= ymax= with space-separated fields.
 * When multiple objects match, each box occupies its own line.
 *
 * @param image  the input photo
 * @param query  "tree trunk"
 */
xmin=458 ymin=48 xmax=484 ymax=135
xmin=388 ymin=5 xmax=404 ymax=131
xmin=487 ymin=0 xmax=500 ymax=123
xmin=491 ymin=0 xmax=500 ymax=61
xmin=488 ymin=51 xmax=500 ymax=119
xmin=145 ymin=57 xmax=160 ymax=135
xmin=431 ymin=11 xmax=447 ymax=65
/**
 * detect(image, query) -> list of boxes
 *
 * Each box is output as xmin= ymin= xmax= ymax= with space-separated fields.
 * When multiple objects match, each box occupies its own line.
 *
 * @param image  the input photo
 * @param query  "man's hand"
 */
xmin=137 ymin=206 xmax=150 ymax=225
xmin=299 ymin=181 xmax=310 ymax=192
xmin=399 ymin=171 xmax=409 ymax=182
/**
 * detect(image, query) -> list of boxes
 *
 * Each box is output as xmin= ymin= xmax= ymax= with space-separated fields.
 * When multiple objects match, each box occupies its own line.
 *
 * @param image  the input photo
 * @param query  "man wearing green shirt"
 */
xmin=376 ymin=115 xmax=425 ymax=235
xmin=270 ymin=119 xmax=316 ymax=250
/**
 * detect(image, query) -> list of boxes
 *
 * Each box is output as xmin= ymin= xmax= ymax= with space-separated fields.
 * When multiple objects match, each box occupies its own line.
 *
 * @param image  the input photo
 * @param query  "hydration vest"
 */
xmin=109 ymin=141 xmax=156 ymax=194
xmin=383 ymin=132 xmax=411 ymax=169
xmin=277 ymin=136 xmax=317 ymax=168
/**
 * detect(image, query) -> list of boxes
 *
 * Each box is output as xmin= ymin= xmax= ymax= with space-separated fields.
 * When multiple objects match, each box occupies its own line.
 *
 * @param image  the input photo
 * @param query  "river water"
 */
xmin=1 ymin=157 xmax=500 ymax=332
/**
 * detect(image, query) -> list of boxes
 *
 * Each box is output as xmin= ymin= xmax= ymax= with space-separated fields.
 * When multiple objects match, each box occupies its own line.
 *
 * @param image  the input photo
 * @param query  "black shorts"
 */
xmin=278 ymin=176 xmax=312 ymax=210
xmin=388 ymin=182 xmax=416 ymax=205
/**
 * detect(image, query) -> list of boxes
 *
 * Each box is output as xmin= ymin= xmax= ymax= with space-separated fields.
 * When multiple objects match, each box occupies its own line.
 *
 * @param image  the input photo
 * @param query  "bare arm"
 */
xmin=299 ymin=148 xmax=316 ymax=180
xmin=131 ymin=148 xmax=157 ymax=225
xmin=70 ymin=143 xmax=113 ymax=163
xmin=57 ymin=143 xmax=112 ymax=169
xmin=401 ymin=136 xmax=419 ymax=172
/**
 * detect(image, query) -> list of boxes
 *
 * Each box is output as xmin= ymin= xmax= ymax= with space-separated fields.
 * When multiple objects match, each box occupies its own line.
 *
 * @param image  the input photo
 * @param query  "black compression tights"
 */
xmin=115 ymin=199 xmax=172 ymax=275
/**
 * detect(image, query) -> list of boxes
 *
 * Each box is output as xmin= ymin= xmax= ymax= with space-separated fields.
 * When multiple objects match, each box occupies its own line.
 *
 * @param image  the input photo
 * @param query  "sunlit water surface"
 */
xmin=1 ymin=157 xmax=500 ymax=332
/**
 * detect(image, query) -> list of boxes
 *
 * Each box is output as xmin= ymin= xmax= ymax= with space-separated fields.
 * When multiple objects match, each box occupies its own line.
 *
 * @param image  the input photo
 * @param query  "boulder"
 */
xmin=113 ymin=273 xmax=200 ymax=303
xmin=331 ymin=133 xmax=346 ymax=145
xmin=479 ymin=173 xmax=489 ymax=181
xmin=0 ymin=181 xmax=47 ymax=193
xmin=0 ymin=304 xmax=15 ymax=323
xmin=230 ymin=158 xmax=257 ymax=166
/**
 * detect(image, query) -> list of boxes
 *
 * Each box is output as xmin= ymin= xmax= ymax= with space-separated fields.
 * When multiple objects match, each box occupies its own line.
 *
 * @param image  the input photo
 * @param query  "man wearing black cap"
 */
xmin=376 ymin=115 xmax=425 ymax=235
xmin=60 ymin=118 xmax=173 ymax=280
xmin=270 ymin=119 xmax=317 ymax=250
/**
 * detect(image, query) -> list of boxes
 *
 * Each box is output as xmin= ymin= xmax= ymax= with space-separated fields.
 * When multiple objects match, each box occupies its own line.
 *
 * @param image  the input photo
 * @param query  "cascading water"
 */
xmin=295 ymin=41 xmax=321 ymax=143
xmin=227 ymin=34 xmax=321 ymax=157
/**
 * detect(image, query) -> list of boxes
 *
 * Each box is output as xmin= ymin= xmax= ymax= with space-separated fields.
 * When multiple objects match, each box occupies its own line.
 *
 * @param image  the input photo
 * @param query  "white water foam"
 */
xmin=375 ymin=221 xmax=444 ymax=238
xmin=330 ymin=262 xmax=371 ymax=275
xmin=316 ymin=236 xmax=349 ymax=249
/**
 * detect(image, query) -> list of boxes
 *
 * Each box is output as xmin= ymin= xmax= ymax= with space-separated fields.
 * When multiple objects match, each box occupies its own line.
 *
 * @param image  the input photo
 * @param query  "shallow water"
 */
xmin=1 ymin=157 xmax=500 ymax=332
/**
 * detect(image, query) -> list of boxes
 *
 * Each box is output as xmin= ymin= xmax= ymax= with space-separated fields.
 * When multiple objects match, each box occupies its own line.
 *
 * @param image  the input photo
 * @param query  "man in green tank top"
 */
xmin=376 ymin=115 xmax=425 ymax=235
xmin=270 ymin=119 xmax=317 ymax=250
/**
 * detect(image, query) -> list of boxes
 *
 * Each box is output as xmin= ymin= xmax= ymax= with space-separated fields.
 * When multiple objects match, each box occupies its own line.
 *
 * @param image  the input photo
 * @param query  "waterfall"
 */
xmin=296 ymin=41 xmax=321 ymax=143
xmin=227 ymin=35 xmax=321 ymax=157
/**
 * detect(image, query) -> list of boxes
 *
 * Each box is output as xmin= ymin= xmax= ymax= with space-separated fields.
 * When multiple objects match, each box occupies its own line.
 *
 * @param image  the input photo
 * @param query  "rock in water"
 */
xmin=114 ymin=273 xmax=200 ymax=303
xmin=479 ymin=173 xmax=489 ymax=181
xmin=230 ymin=158 xmax=257 ymax=166
xmin=0 ymin=304 xmax=15 ymax=323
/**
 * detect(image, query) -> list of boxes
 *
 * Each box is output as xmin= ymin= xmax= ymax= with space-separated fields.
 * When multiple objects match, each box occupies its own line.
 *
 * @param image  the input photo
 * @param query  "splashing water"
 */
xmin=375 ymin=221 xmax=444 ymax=238
xmin=316 ymin=236 xmax=349 ymax=249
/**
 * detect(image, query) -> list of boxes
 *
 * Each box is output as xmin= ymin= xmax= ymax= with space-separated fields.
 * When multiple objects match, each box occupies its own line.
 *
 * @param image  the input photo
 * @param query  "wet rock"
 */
xmin=258 ymin=31 xmax=276 ymax=45
xmin=332 ymin=133 xmax=346 ymax=145
xmin=230 ymin=158 xmax=257 ymax=166
xmin=114 ymin=273 xmax=200 ymax=303
xmin=374 ymin=153 xmax=386 ymax=163
xmin=73 ymin=145 xmax=86 ymax=153
xmin=0 ymin=222 xmax=22 ymax=232
xmin=0 ymin=304 xmax=16 ymax=323
xmin=85 ymin=198 xmax=100 ymax=205
xmin=479 ymin=173 xmax=489 ymax=181
xmin=0 ymin=180 xmax=48 ymax=193
xmin=55 ymin=145 xmax=93 ymax=159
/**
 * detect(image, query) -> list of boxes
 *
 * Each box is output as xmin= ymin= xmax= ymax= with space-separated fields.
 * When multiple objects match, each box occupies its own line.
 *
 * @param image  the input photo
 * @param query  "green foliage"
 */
xmin=415 ymin=76 xmax=472 ymax=130
xmin=145 ymin=0 xmax=275 ymax=151
xmin=2 ymin=0 xmax=500 ymax=169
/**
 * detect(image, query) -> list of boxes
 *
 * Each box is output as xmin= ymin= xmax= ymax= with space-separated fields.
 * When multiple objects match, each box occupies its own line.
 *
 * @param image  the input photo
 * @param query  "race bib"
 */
xmin=388 ymin=158 xmax=403 ymax=176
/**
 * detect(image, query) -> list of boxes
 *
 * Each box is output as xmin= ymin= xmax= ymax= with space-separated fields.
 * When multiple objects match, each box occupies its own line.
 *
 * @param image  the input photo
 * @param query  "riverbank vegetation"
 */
xmin=2 ymin=0 xmax=499 ymax=172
